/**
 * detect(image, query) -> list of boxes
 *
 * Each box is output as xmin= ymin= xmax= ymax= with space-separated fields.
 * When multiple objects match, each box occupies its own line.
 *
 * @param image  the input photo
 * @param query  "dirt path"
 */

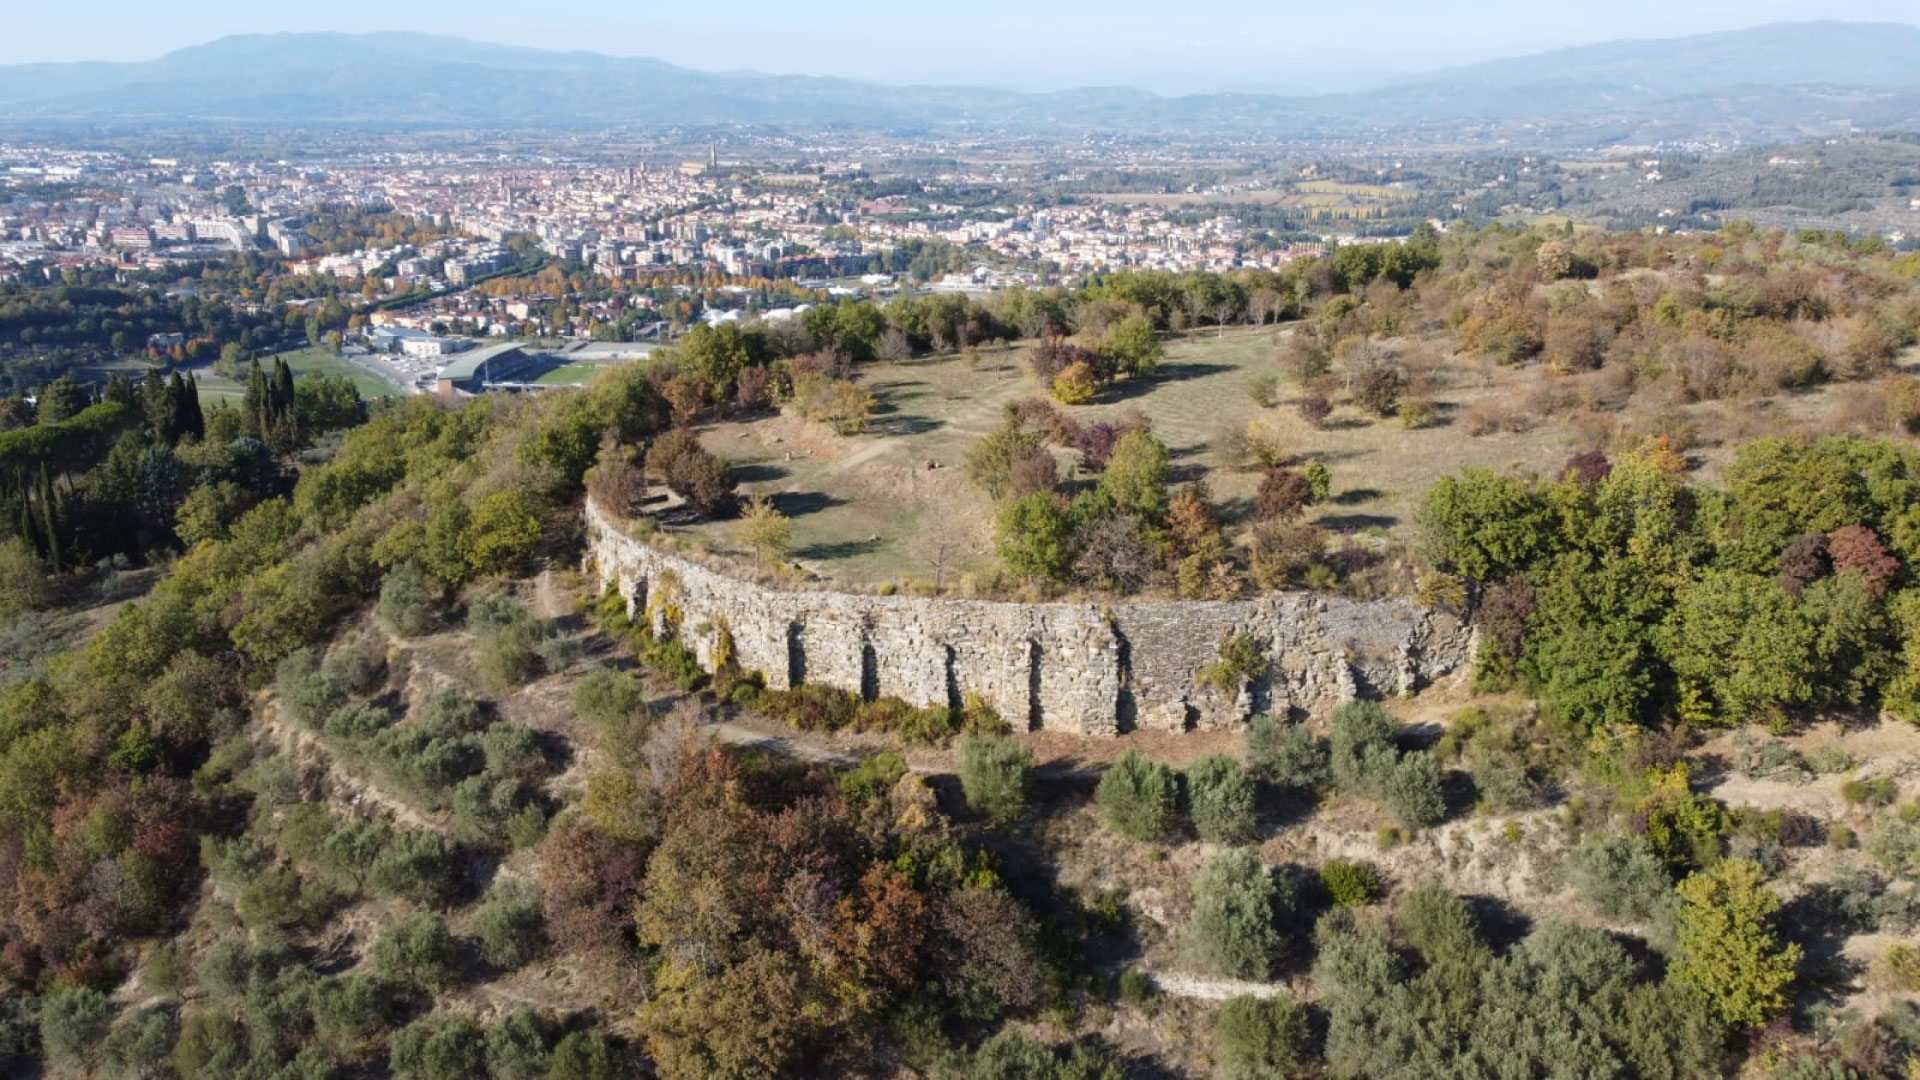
xmin=1145 ymin=972 xmax=1289 ymax=1001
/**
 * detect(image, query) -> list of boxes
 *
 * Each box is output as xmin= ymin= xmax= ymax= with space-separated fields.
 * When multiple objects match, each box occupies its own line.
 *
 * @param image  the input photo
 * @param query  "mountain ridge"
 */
xmin=2 ymin=22 xmax=1918 ymax=142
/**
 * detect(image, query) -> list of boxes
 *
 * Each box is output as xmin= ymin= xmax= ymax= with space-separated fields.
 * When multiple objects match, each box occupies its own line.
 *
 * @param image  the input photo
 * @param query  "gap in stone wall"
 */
xmin=786 ymin=621 xmax=806 ymax=689
xmin=859 ymin=635 xmax=879 ymax=703
xmin=1026 ymin=640 xmax=1043 ymax=732
xmin=943 ymin=644 xmax=961 ymax=713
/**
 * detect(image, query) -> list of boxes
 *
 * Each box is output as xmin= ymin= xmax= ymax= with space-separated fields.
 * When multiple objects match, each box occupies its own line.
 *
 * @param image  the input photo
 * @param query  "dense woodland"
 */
xmin=0 ymin=222 xmax=1918 ymax=1077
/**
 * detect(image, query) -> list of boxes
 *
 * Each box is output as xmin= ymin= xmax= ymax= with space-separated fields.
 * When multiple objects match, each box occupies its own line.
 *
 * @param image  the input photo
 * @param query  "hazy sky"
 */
xmin=14 ymin=0 xmax=1920 ymax=93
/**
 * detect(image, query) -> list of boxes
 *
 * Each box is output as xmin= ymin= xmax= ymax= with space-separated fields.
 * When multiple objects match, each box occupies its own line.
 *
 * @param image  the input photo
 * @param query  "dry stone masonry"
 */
xmin=587 ymin=499 xmax=1476 ymax=736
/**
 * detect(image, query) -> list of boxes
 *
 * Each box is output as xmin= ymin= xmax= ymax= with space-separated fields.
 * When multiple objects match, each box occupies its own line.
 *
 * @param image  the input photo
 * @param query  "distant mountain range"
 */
xmin=1 ymin=21 xmax=1919 ymax=144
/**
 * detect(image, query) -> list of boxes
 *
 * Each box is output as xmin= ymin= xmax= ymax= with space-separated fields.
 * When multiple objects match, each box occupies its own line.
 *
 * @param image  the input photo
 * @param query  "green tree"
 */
xmin=995 ymin=492 xmax=1073 ymax=582
xmin=1186 ymin=754 xmax=1257 ymax=845
xmin=474 ymin=878 xmax=548 ymax=970
xmin=955 ymin=735 xmax=1033 ymax=824
xmin=1213 ymin=994 xmax=1309 ymax=1080
xmin=1097 ymin=748 xmax=1181 ymax=842
xmin=1102 ymin=313 xmax=1162 ymax=378
xmin=1188 ymin=849 xmax=1288 ymax=979
xmin=1245 ymin=713 xmax=1329 ymax=793
xmin=1671 ymin=858 xmax=1802 ymax=1028
xmin=369 ymin=912 xmax=461 ymax=991
xmin=1419 ymin=468 xmax=1555 ymax=582
xmin=1098 ymin=430 xmax=1170 ymax=522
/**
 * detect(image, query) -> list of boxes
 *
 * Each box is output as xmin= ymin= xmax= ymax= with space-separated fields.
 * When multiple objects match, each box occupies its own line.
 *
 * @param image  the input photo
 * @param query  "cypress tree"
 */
xmin=272 ymin=359 xmax=296 ymax=419
xmin=179 ymin=374 xmax=205 ymax=440
xmin=244 ymin=359 xmax=270 ymax=439
xmin=37 ymin=465 xmax=60 ymax=569
xmin=144 ymin=368 xmax=178 ymax=445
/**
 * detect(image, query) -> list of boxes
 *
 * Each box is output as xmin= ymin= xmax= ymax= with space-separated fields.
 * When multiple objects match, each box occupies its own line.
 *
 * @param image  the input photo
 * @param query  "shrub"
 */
xmin=1097 ymin=749 xmax=1180 ymax=842
xmin=1214 ymin=994 xmax=1310 ymax=1080
xmin=1248 ymin=372 xmax=1281 ymax=408
xmin=840 ymin=751 xmax=909 ymax=808
xmin=476 ymin=619 xmax=545 ymax=690
xmin=576 ymin=664 xmax=645 ymax=730
xmin=955 ymin=736 xmax=1033 ymax=824
xmin=1051 ymin=361 xmax=1099 ymax=404
xmin=368 ymin=829 xmax=461 ymax=905
xmin=390 ymin=1015 xmax=487 ymax=1080
xmin=1188 ymin=849 xmax=1289 ymax=979
xmin=1297 ymin=393 xmax=1333 ymax=427
xmin=1254 ymin=468 xmax=1315 ymax=520
xmin=1840 ymin=776 xmax=1898 ymax=808
xmin=1198 ymin=632 xmax=1266 ymax=696
xmin=548 ymin=1030 xmax=619 ymax=1080
xmin=485 ymin=1009 xmax=553 ymax=1080
xmin=99 ymin=1006 xmax=177 ymax=1079
xmin=1328 ymin=700 xmax=1396 ymax=792
xmin=475 ymin=878 xmax=548 ymax=970
xmin=1186 ymin=755 xmax=1257 ymax=845
xmin=1353 ymin=364 xmax=1405 ymax=417
xmin=1564 ymin=830 xmax=1675 ymax=924
xmin=1380 ymin=752 xmax=1447 ymax=828
xmin=38 ymin=986 xmax=111 ymax=1071
xmin=1245 ymin=713 xmax=1329 ymax=793
xmin=1117 ymin=968 xmax=1151 ymax=1006
xmin=1320 ymin=859 xmax=1383 ymax=906
xmin=370 ymin=912 xmax=460 ymax=991
xmin=376 ymin=562 xmax=435 ymax=636
xmin=1873 ymin=943 xmax=1920 ymax=992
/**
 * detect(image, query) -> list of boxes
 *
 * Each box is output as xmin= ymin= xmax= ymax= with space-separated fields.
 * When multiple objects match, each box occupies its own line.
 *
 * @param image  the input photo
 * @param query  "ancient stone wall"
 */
xmin=586 ymin=499 xmax=1476 ymax=736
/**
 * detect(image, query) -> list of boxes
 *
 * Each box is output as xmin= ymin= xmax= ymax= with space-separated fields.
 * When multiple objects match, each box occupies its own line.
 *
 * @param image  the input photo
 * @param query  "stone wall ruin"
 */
xmin=586 ymin=499 xmax=1476 ymax=736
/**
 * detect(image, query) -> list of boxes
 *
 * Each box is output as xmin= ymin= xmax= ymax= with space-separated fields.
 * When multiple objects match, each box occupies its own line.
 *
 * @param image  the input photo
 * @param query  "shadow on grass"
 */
xmin=1333 ymin=487 xmax=1385 ymax=505
xmin=1317 ymin=512 xmax=1398 ymax=532
xmin=1099 ymin=361 xmax=1237 ymax=402
xmin=769 ymin=491 xmax=846 ymax=518
xmin=794 ymin=537 xmax=886 ymax=560
xmin=730 ymin=462 xmax=790 ymax=484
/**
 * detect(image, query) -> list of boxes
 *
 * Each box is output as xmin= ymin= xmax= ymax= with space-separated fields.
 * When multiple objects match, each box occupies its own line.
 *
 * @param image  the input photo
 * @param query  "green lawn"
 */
xmin=194 ymin=347 xmax=401 ymax=407
xmin=275 ymin=347 xmax=403 ymax=398
xmin=534 ymin=363 xmax=605 ymax=386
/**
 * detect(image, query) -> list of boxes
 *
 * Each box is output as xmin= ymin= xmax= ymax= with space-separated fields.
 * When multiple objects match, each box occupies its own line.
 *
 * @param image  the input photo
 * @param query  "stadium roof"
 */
xmin=436 ymin=342 xmax=526 ymax=382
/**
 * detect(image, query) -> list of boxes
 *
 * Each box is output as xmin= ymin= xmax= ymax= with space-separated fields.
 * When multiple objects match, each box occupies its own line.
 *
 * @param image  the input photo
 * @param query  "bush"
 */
xmin=476 ymin=619 xmax=545 ymax=690
xmin=369 ymin=912 xmax=460 ymax=991
xmin=548 ymin=1029 xmax=619 ymax=1080
xmin=1117 ymin=968 xmax=1151 ymax=1006
xmin=1320 ymin=859 xmax=1383 ymax=906
xmin=376 ymin=562 xmax=435 ymax=636
xmin=1188 ymin=849 xmax=1289 ymax=979
xmin=1186 ymin=755 xmax=1257 ymax=845
xmin=1214 ymin=994 xmax=1309 ymax=1080
xmin=38 ymin=986 xmax=111 ymax=1071
xmin=475 ymin=878 xmax=548 ymax=970
xmin=1248 ymin=372 xmax=1281 ymax=408
xmin=99 ymin=1006 xmax=177 ymax=1078
xmin=1873 ymin=943 xmax=1920 ymax=992
xmin=1841 ymin=776 xmax=1899 ymax=808
xmin=390 ymin=1015 xmax=487 ymax=1080
xmin=1564 ymin=830 xmax=1675 ymax=924
xmin=1097 ymin=748 xmax=1180 ymax=842
xmin=840 ymin=751 xmax=909 ymax=808
xmin=1380 ymin=751 xmax=1447 ymax=828
xmin=368 ymin=829 xmax=461 ymax=905
xmin=1328 ymin=700 xmax=1396 ymax=792
xmin=1245 ymin=714 xmax=1329 ymax=793
xmin=955 ymin=736 xmax=1033 ymax=824
xmin=484 ymin=1007 xmax=553 ymax=1080
xmin=1296 ymin=393 xmax=1333 ymax=427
